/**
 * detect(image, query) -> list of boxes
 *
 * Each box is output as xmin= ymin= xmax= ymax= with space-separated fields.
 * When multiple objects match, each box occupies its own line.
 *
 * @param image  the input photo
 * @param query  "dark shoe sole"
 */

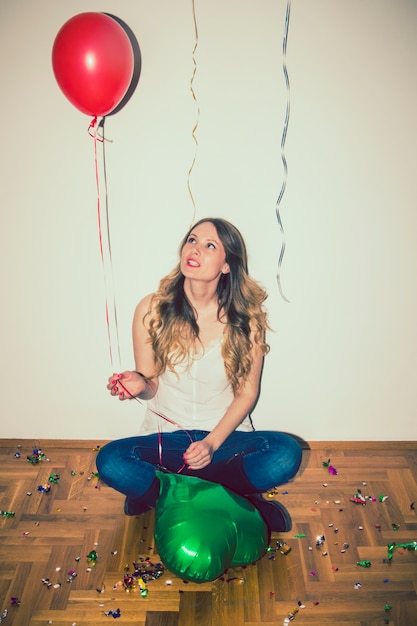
xmin=124 ymin=496 xmax=153 ymax=516
xmin=248 ymin=495 xmax=292 ymax=532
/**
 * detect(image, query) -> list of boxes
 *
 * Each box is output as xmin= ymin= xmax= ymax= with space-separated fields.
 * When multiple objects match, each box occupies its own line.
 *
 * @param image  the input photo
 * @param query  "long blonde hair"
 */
xmin=145 ymin=218 xmax=270 ymax=391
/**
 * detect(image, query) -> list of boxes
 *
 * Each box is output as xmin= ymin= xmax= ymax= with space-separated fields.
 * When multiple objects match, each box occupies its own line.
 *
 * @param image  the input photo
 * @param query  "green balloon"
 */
xmin=154 ymin=471 xmax=268 ymax=583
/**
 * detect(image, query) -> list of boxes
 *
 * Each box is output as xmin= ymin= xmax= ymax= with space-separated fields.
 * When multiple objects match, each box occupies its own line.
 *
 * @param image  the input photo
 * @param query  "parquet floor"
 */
xmin=0 ymin=439 xmax=416 ymax=626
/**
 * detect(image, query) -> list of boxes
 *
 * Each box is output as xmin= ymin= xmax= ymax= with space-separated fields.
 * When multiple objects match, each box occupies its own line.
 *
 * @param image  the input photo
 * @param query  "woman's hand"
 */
xmin=183 ymin=439 xmax=214 ymax=470
xmin=107 ymin=371 xmax=146 ymax=401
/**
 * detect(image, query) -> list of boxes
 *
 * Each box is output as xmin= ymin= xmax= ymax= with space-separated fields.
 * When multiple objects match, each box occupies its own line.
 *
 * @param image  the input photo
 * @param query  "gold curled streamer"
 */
xmin=275 ymin=0 xmax=291 ymax=302
xmin=187 ymin=0 xmax=200 ymax=228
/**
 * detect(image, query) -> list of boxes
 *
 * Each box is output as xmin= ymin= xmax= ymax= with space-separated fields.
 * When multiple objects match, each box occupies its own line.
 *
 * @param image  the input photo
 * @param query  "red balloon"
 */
xmin=52 ymin=13 xmax=134 ymax=117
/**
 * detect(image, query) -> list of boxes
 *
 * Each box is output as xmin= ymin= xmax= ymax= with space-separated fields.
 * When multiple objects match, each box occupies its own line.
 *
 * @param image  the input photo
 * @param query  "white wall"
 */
xmin=1 ymin=0 xmax=416 ymax=441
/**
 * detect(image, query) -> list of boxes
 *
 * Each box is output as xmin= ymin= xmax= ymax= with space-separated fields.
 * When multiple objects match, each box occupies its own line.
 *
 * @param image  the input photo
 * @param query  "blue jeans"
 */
xmin=96 ymin=430 xmax=302 ymax=498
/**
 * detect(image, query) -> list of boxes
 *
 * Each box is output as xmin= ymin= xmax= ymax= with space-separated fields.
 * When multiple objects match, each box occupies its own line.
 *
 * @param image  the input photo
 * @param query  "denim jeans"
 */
xmin=96 ymin=430 xmax=302 ymax=498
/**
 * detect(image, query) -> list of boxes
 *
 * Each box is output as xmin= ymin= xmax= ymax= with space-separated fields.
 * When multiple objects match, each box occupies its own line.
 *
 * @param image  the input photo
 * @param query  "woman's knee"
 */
xmin=262 ymin=431 xmax=303 ymax=482
xmin=96 ymin=438 xmax=134 ymax=484
xmin=276 ymin=432 xmax=303 ymax=479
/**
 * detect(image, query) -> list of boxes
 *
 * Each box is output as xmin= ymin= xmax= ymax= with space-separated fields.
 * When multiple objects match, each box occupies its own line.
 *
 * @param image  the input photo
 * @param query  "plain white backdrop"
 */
xmin=1 ymin=0 xmax=416 ymax=441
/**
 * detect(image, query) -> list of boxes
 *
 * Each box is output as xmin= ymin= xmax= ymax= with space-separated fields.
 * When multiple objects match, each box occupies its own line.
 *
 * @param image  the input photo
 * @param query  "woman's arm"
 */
xmin=183 ymin=337 xmax=264 ymax=470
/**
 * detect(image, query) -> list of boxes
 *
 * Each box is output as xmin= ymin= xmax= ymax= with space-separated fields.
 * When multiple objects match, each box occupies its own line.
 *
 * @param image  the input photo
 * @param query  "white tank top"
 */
xmin=140 ymin=339 xmax=254 ymax=434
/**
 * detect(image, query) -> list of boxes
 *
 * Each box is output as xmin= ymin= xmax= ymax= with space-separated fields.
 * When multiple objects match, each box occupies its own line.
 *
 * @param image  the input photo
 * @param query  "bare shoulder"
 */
xmin=133 ymin=293 xmax=155 ymax=332
xmin=135 ymin=293 xmax=155 ymax=318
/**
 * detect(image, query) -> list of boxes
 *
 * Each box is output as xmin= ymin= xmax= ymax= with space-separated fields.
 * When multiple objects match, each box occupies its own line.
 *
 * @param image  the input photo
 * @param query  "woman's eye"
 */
xmin=207 ymin=242 xmax=215 ymax=249
xmin=188 ymin=236 xmax=196 ymax=243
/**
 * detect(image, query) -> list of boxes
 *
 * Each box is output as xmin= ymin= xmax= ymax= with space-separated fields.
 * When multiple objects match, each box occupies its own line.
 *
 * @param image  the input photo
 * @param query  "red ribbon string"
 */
xmin=116 ymin=378 xmax=193 ymax=473
xmin=88 ymin=117 xmax=121 ymax=370
xmin=89 ymin=116 xmax=191 ymax=470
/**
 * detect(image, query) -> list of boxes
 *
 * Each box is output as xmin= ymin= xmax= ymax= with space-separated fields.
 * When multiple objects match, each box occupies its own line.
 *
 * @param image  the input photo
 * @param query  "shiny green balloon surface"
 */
xmin=154 ymin=471 xmax=268 ymax=583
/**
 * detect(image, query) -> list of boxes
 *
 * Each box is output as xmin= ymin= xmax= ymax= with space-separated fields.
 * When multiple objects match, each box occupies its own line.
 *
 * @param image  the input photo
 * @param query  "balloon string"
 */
xmin=275 ymin=0 xmax=291 ymax=303
xmin=187 ymin=0 xmax=200 ymax=228
xmin=99 ymin=118 xmax=122 ymax=369
xmin=117 ymin=378 xmax=193 ymax=473
xmin=89 ymin=117 xmax=121 ymax=370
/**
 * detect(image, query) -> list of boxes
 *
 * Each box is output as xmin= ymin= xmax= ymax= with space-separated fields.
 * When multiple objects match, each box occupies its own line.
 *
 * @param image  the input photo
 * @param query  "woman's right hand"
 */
xmin=107 ymin=371 xmax=147 ymax=401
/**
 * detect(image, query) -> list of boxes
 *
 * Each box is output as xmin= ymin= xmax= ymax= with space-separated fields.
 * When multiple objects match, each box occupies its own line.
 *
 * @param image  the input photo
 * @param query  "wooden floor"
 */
xmin=0 ymin=439 xmax=416 ymax=626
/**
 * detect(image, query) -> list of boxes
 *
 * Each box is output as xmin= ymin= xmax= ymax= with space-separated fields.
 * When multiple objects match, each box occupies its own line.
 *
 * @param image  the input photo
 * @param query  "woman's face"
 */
xmin=180 ymin=222 xmax=230 ymax=284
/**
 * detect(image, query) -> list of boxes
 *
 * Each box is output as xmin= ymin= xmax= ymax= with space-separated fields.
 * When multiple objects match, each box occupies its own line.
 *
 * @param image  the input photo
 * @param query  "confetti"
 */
xmin=37 ymin=484 xmax=51 ymax=493
xmin=67 ymin=570 xmax=77 ymax=583
xmin=357 ymin=560 xmax=371 ymax=567
xmin=87 ymin=550 xmax=98 ymax=565
xmin=278 ymin=541 xmax=292 ymax=556
xmin=27 ymin=449 xmax=47 ymax=464
xmin=350 ymin=495 xmax=366 ymax=505
xmin=387 ymin=541 xmax=417 ymax=560
xmin=225 ymin=577 xmax=245 ymax=584
xmin=123 ymin=574 xmax=135 ymax=591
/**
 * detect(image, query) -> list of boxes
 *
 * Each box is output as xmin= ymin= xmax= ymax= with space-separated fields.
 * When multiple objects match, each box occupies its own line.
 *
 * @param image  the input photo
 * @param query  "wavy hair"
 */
xmin=145 ymin=218 xmax=270 ymax=391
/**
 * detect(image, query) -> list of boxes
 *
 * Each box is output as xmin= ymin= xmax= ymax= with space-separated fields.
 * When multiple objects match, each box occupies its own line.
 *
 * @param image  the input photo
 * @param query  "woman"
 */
xmin=96 ymin=218 xmax=302 ymax=532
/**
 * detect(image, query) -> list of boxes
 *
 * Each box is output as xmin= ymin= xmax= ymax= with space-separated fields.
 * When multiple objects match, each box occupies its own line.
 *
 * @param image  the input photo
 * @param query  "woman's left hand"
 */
xmin=183 ymin=439 xmax=214 ymax=470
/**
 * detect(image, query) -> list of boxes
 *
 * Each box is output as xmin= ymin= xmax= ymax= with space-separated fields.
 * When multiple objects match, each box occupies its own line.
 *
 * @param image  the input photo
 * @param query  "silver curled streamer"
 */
xmin=187 ymin=0 xmax=200 ymax=228
xmin=275 ymin=0 xmax=291 ymax=302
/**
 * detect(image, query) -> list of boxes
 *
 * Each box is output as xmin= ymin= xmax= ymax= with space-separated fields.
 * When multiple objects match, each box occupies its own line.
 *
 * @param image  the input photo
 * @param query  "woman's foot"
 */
xmin=248 ymin=494 xmax=292 ymax=532
xmin=123 ymin=476 xmax=161 ymax=516
xmin=124 ymin=497 xmax=153 ymax=516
